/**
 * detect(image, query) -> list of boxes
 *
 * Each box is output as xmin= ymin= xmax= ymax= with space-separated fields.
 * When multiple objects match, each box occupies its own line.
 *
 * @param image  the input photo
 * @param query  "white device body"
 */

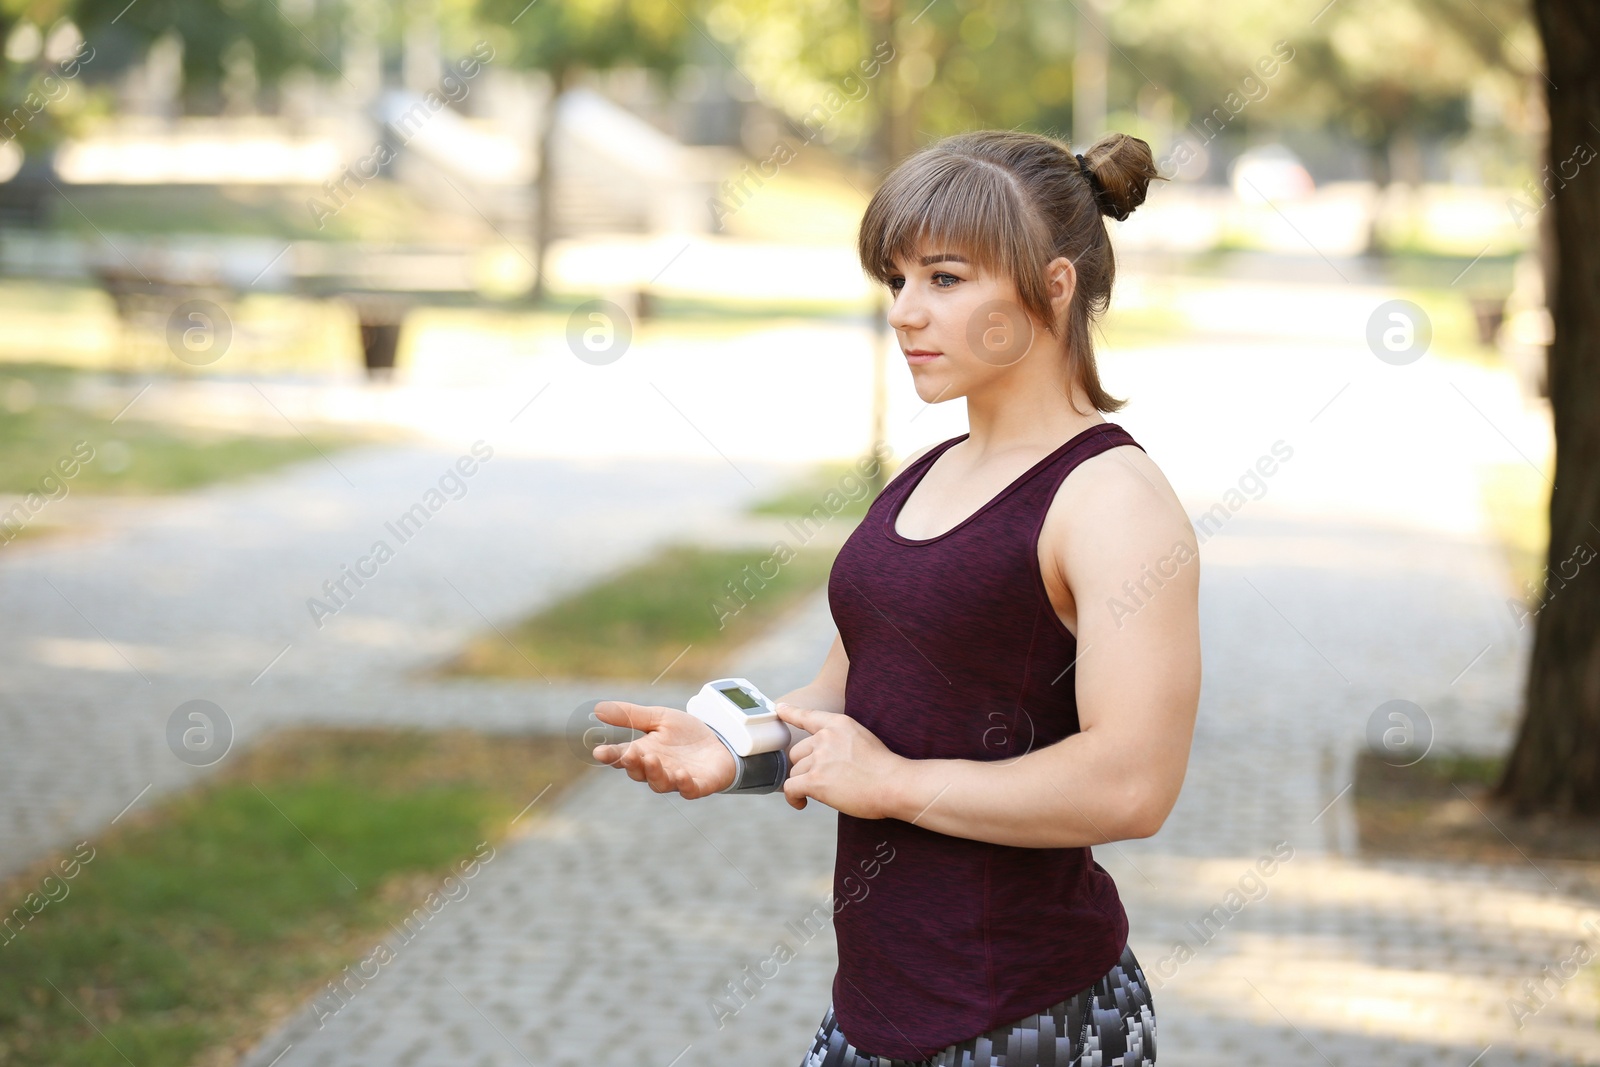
xmin=687 ymin=677 xmax=789 ymax=756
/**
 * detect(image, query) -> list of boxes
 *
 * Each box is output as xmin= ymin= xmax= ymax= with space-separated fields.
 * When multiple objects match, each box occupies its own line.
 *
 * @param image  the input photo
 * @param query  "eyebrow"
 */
xmin=919 ymin=253 xmax=969 ymax=266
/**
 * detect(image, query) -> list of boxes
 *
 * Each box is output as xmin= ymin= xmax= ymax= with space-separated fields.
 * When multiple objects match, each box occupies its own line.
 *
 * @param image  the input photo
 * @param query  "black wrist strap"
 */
xmin=708 ymin=728 xmax=790 ymax=794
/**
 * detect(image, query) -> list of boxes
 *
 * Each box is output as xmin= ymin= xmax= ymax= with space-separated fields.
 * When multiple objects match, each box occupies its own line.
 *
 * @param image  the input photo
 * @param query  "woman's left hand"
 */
xmin=774 ymin=704 xmax=909 ymax=818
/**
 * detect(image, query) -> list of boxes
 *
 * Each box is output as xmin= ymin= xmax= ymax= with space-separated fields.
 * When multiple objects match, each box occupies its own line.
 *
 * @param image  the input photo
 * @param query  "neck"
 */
xmin=962 ymin=351 xmax=1105 ymax=457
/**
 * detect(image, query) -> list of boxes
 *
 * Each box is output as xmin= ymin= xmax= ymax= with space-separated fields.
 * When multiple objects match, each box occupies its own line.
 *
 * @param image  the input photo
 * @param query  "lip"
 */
xmin=903 ymin=350 xmax=942 ymax=364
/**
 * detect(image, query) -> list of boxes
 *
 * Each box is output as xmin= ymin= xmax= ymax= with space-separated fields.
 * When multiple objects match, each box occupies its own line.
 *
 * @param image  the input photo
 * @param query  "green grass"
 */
xmin=1099 ymin=250 xmax=1520 ymax=365
xmin=1368 ymin=252 xmax=1518 ymax=292
xmin=1477 ymin=459 xmax=1552 ymax=602
xmin=1395 ymin=750 xmax=1505 ymax=787
xmin=1101 ymin=282 xmax=1509 ymax=367
xmin=1353 ymin=746 xmax=1600 ymax=864
xmin=0 ymin=727 xmax=588 ymax=1067
xmin=1395 ymin=285 xmax=1508 ymax=369
xmin=0 ymin=282 xmax=368 ymax=375
xmin=1097 ymin=302 xmax=1194 ymax=349
xmin=620 ymin=293 xmax=874 ymax=320
xmin=437 ymin=457 xmax=889 ymax=681
xmin=746 ymin=458 xmax=885 ymax=520
xmin=438 ymin=542 xmax=840 ymax=682
xmin=0 ymin=364 xmax=360 ymax=496
xmin=44 ymin=183 xmax=447 ymax=243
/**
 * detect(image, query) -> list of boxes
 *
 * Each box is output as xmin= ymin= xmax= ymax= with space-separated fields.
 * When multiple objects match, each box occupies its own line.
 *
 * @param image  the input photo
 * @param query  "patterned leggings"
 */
xmin=799 ymin=941 xmax=1156 ymax=1067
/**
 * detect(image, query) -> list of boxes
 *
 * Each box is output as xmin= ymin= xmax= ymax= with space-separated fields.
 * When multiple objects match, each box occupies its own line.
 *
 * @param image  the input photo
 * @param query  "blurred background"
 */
xmin=2 ymin=0 xmax=1596 ymax=1065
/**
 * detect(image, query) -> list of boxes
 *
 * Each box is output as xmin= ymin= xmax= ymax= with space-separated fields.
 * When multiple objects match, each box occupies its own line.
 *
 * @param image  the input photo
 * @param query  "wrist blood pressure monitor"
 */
xmin=686 ymin=678 xmax=789 ymax=755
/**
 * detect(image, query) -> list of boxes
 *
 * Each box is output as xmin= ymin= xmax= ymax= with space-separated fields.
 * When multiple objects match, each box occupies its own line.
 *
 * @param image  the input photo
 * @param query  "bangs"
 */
xmin=857 ymin=153 xmax=1047 ymax=288
xmin=848 ymin=126 xmax=1144 ymax=415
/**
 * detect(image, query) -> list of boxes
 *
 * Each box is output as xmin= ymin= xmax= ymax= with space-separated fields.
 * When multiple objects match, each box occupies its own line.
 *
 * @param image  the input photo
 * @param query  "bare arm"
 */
xmin=871 ymin=448 xmax=1201 ymax=846
xmin=773 ymin=631 xmax=849 ymax=748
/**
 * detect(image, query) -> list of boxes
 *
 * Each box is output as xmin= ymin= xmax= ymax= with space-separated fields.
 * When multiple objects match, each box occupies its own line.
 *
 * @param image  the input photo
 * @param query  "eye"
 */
xmin=932 ymin=271 xmax=962 ymax=287
xmin=886 ymin=276 xmax=905 ymax=293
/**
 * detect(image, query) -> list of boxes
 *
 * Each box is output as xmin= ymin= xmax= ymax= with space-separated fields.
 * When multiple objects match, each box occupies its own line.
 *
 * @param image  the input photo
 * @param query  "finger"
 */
xmin=594 ymin=700 xmax=667 ymax=733
xmin=615 ymin=734 xmax=656 ymax=763
xmin=787 ymin=734 xmax=815 ymax=763
xmin=783 ymin=773 xmax=809 ymax=810
xmin=647 ymin=754 xmax=685 ymax=796
xmin=642 ymin=752 xmax=674 ymax=793
xmin=774 ymin=703 xmax=832 ymax=733
xmin=619 ymin=744 xmax=648 ymax=782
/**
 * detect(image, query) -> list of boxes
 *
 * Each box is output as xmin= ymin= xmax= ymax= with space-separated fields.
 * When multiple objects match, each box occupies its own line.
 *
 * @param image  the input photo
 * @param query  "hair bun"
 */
xmin=1078 ymin=133 xmax=1161 ymax=221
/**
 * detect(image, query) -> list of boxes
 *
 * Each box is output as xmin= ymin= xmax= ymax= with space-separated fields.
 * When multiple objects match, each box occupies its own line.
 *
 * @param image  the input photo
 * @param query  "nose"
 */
xmin=887 ymin=286 xmax=926 ymax=338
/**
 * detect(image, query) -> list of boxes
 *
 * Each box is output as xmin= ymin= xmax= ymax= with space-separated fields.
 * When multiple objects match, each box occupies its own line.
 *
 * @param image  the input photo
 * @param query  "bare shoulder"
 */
xmin=1042 ymin=443 xmax=1199 ymax=597
xmin=1060 ymin=443 xmax=1185 ymax=522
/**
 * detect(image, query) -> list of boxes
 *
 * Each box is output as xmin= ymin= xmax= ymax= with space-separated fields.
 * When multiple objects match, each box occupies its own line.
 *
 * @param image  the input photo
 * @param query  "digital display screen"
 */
xmin=718 ymin=685 xmax=760 ymax=712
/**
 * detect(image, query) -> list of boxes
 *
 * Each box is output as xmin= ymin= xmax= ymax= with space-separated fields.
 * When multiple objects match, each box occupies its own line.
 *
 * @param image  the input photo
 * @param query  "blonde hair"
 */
xmin=858 ymin=130 xmax=1162 ymax=414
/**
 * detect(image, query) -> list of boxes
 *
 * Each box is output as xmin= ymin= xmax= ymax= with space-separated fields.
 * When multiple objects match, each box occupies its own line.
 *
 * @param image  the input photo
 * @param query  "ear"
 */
xmin=1045 ymin=256 xmax=1078 ymax=319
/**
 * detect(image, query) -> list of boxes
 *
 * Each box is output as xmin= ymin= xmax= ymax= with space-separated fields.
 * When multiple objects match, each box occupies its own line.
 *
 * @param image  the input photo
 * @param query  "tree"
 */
xmin=2 ymin=0 xmax=346 ymax=229
xmin=3 ymin=0 xmax=348 ymax=149
xmin=1111 ymin=0 xmax=1536 ymax=191
xmin=706 ymin=0 xmax=1083 ymax=164
xmin=1491 ymin=0 xmax=1600 ymax=817
xmin=68 ymin=0 xmax=345 ymax=109
xmin=472 ymin=0 xmax=688 ymax=303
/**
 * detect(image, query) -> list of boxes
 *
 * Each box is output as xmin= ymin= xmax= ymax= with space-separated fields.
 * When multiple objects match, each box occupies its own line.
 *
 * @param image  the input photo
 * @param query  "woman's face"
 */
xmin=884 ymin=243 xmax=1052 ymax=404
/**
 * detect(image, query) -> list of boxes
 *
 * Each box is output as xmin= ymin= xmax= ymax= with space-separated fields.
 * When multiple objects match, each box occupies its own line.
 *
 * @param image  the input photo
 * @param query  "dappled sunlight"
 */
xmin=1119 ymin=854 xmax=1600 ymax=1062
xmin=0 ymin=1 xmax=1584 ymax=1063
xmin=1168 ymin=933 xmax=1596 ymax=1059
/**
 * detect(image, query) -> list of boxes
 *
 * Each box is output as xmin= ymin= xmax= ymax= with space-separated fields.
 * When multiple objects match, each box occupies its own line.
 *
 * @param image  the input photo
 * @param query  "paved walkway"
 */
xmin=224 ymin=496 xmax=1600 ymax=1067
xmin=6 ymin=315 xmax=1596 ymax=1064
xmin=0 ymin=444 xmax=806 ymax=876
xmin=221 ymin=340 xmax=1590 ymax=1065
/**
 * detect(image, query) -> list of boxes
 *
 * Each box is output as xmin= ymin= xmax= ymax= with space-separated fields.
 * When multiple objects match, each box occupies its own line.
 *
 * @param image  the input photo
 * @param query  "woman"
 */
xmin=592 ymin=128 xmax=1201 ymax=1067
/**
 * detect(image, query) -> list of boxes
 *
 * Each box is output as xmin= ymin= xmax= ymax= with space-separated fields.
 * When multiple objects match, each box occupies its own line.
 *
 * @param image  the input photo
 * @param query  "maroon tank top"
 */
xmin=825 ymin=421 xmax=1142 ymax=1060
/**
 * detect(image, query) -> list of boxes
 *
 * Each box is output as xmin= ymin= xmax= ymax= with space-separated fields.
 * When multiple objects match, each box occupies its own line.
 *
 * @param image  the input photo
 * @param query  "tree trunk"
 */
xmin=863 ymin=0 xmax=894 ymax=174
xmin=530 ymin=63 xmax=572 ymax=305
xmin=1362 ymin=138 xmax=1391 ymax=257
xmin=1491 ymin=0 xmax=1600 ymax=817
xmin=1073 ymin=0 xmax=1108 ymax=144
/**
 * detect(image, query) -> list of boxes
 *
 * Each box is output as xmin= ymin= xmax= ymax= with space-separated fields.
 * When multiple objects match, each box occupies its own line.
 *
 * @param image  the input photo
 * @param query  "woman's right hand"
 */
xmin=590 ymin=701 xmax=738 ymax=798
